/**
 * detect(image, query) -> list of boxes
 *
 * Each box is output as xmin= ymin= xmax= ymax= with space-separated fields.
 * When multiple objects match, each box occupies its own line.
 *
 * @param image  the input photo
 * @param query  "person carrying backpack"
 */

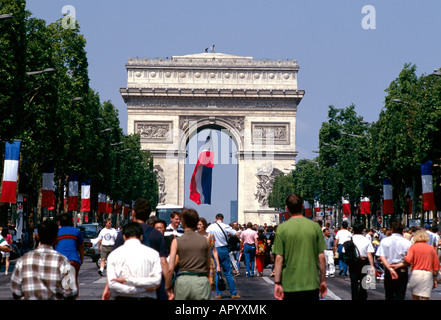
xmin=346 ymin=222 xmax=375 ymax=300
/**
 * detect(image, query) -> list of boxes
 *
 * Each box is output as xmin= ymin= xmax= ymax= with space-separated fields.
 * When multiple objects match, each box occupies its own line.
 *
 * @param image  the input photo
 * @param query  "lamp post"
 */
xmin=0 ymin=14 xmax=13 ymax=20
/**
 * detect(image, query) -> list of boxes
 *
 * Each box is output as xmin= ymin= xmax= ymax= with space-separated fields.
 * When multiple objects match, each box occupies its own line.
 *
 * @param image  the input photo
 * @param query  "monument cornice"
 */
xmin=120 ymin=87 xmax=305 ymax=102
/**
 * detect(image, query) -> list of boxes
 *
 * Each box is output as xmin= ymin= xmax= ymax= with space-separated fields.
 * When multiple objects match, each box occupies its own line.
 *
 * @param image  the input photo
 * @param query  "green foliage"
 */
xmin=0 ymin=5 xmax=158 ymax=219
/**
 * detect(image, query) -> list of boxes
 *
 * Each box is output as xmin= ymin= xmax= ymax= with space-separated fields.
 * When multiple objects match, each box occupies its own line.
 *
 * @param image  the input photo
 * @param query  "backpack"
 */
xmin=342 ymin=237 xmax=359 ymax=267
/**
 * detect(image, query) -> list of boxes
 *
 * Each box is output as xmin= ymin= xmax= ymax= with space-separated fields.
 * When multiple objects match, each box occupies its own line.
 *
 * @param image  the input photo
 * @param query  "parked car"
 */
xmin=78 ymin=223 xmax=101 ymax=267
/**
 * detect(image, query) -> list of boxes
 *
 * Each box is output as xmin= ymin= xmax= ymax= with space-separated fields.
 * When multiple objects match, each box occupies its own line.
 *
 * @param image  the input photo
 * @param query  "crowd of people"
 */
xmin=2 ymin=193 xmax=441 ymax=301
xmin=321 ymin=218 xmax=441 ymax=300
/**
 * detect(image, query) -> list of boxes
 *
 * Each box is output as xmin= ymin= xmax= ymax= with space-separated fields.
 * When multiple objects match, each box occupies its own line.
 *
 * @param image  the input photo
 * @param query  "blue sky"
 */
xmin=26 ymin=0 xmax=441 ymax=223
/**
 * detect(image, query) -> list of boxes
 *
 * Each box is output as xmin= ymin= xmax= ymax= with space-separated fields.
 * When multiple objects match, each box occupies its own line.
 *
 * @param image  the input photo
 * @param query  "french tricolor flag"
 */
xmin=97 ymin=193 xmax=106 ymax=214
xmin=342 ymin=197 xmax=351 ymax=216
xmin=360 ymin=197 xmax=370 ymax=214
xmin=190 ymin=132 xmax=214 ymax=205
xmin=421 ymin=161 xmax=436 ymax=211
xmin=304 ymin=200 xmax=312 ymax=217
xmin=41 ymin=167 xmax=55 ymax=208
xmin=314 ymin=200 xmax=321 ymax=213
xmin=68 ymin=174 xmax=79 ymax=211
xmin=0 ymin=141 xmax=21 ymax=203
xmin=124 ymin=203 xmax=130 ymax=215
xmin=80 ymin=179 xmax=91 ymax=212
xmin=382 ymin=178 xmax=394 ymax=214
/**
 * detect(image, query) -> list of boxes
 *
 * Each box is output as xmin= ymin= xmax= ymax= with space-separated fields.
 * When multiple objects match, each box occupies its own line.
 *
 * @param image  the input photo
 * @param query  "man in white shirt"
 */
xmin=206 ymin=213 xmax=241 ymax=299
xmin=375 ymin=221 xmax=411 ymax=300
xmin=98 ymin=219 xmax=118 ymax=276
xmin=335 ymin=221 xmax=352 ymax=276
xmin=107 ymin=222 xmax=162 ymax=300
xmin=349 ymin=222 xmax=375 ymax=300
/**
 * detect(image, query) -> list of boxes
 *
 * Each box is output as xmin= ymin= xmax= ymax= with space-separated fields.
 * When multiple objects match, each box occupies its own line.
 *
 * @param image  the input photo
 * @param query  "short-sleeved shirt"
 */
xmin=404 ymin=242 xmax=440 ymax=273
xmin=207 ymin=221 xmax=236 ymax=248
xmin=272 ymin=217 xmax=327 ymax=292
xmin=352 ymin=234 xmax=375 ymax=258
xmin=56 ymin=226 xmax=84 ymax=264
xmin=240 ymin=228 xmax=258 ymax=245
xmin=335 ymin=229 xmax=352 ymax=245
xmin=98 ymin=227 xmax=118 ymax=246
xmin=375 ymin=233 xmax=411 ymax=264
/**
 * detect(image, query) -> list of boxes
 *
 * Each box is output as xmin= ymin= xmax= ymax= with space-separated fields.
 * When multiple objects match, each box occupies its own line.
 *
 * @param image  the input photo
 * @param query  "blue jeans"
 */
xmin=243 ymin=243 xmax=256 ymax=277
xmin=337 ymin=244 xmax=348 ymax=275
xmin=214 ymin=246 xmax=237 ymax=296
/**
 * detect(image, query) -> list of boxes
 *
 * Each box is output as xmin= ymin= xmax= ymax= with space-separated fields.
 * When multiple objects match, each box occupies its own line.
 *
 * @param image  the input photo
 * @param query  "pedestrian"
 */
xmin=154 ymin=219 xmax=172 ymax=256
xmin=167 ymin=209 xmax=211 ymax=300
xmin=375 ymin=220 xmax=411 ymax=300
xmin=11 ymin=220 xmax=77 ymax=300
xmin=348 ymin=222 xmax=375 ymax=300
xmin=229 ymin=221 xmax=241 ymax=275
xmin=323 ymin=227 xmax=335 ymax=278
xmin=256 ymin=226 xmax=267 ymax=277
xmin=106 ymin=222 xmax=162 ymax=300
xmin=164 ymin=211 xmax=185 ymax=238
xmin=240 ymin=222 xmax=258 ymax=277
xmin=206 ymin=213 xmax=241 ymax=299
xmin=391 ymin=230 xmax=440 ymax=300
xmin=197 ymin=217 xmax=221 ymax=290
xmin=102 ymin=198 xmax=170 ymax=300
xmin=273 ymin=193 xmax=327 ymax=300
xmin=1 ymin=228 xmax=12 ymax=275
xmin=56 ymin=213 xmax=84 ymax=296
xmin=335 ymin=221 xmax=352 ymax=276
xmin=97 ymin=218 xmax=118 ymax=276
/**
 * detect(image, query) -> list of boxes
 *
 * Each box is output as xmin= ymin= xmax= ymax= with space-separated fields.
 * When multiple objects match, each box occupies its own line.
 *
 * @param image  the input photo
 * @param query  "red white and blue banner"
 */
xmin=342 ymin=197 xmax=351 ymax=216
xmin=0 ymin=140 xmax=21 ymax=203
xmin=314 ymin=200 xmax=321 ymax=213
xmin=382 ymin=178 xmax=394 ymax=214
xmin=360 ymin=196 xmax=370 ymax=214
xmin=190 ymin=132 xmax=214 ymax=205
xmin=304 ymin=201 xmax=312 ymax=217
xmin=97 ymin=193 xmax=106 ymax=214
xmin=80 ymin=179 xmax=91 ymax=212
xmin=68 ymin=174 xmax=79 ymax=211
xmin=421 ymin=161 xmax=436 ymax=211
xmin=41 ymin=167 xmax=55 ymax=208
xmin=124 ymin=203 xmax=130 ymax=215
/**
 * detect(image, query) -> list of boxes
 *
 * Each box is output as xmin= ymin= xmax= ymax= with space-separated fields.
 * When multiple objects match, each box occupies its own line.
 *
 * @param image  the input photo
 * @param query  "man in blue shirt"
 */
xmin=56 ymin=214 xmax=84 ymax=296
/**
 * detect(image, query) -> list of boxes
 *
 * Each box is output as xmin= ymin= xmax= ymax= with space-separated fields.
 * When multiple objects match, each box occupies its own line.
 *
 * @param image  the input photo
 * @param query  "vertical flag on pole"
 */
xmin=304 ymin=201 xmax=312 ymax=217
xmin=382 ymin=178 xmax=394 ymax=214
xmin=360 ymin=197 xmax=371 ymax=214
xmin=41 ymin=167 xmax=55 ymax=208
xmin=314 ymin=200 xmax=321 ymax=214
xmin=342 ymin=197 xmax=351 ymax=216
xmin=0 ymin=140 xmax=21 ymax=203
xmin=421 ymin=161 xmax=436 ymax=211
xmin=190 ymin=132 xmax=214 ymax=205
xmin=80 ymin=179 xmax=91 ymax=212
xmin=124 ymin=203 xmax=130 ymax=215
xmin=106 ymin=197 xmax=113 ymax=214
xmin=97 ymin=193 xmax=106 ymax=214
xmin=68 ymin=174 xmax=79 ymax=211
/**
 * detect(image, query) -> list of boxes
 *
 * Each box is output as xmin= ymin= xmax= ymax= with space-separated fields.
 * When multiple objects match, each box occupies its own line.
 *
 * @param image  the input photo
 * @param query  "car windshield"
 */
xmin=78 ymin=225 xmax=99 ymax=238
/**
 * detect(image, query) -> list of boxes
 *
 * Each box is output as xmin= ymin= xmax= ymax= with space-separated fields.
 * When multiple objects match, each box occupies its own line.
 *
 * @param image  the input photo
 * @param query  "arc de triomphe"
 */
xmin=120 ymin=52 xmax=304 ymax=225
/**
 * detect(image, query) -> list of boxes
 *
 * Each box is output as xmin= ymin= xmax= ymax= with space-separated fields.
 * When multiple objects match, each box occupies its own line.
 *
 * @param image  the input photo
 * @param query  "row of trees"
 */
xmin=0 ymin=1 xmax=158 ymax=227
xmin=269 ymin=63 xmax=441 ymax=227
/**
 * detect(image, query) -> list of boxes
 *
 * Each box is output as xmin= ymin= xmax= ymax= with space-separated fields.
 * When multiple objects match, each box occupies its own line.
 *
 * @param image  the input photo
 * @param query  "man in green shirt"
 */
xmin=273 ymin=194 xmax=327 ymax=300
